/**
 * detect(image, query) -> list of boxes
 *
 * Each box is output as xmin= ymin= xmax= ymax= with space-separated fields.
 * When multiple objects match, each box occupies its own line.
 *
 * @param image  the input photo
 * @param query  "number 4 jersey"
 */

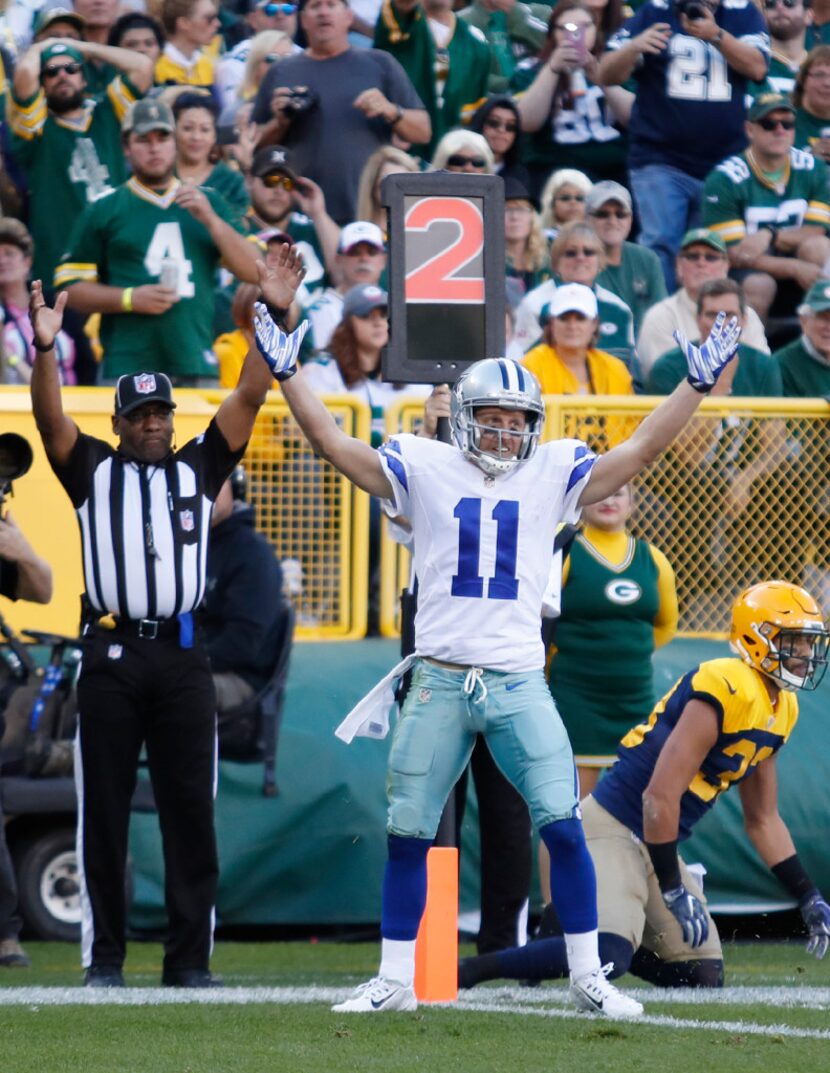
xmin=54 ymin=177 xmax=246 ymax=380
xmin=378 ymin=434 xmax=596 ymax=673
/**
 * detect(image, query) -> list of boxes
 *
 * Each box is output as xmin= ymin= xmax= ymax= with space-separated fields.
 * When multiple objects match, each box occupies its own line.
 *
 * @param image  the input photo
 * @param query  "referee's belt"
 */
xmin=96 ymin=615 xmax=180 ymax=640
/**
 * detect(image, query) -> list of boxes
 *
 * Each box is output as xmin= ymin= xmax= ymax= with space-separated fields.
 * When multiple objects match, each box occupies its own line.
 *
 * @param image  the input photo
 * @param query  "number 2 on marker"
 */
xmin=452 ymin=498 xmax=519 ymax=600
xmin=404 ymin=197 xmax=485 ymax=303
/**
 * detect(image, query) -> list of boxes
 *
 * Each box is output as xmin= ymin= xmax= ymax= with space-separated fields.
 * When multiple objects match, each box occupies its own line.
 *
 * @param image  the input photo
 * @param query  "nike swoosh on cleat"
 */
xmin=505 ymin=680 xmax=528 ymax=692
xmin=370 ymin=994 xmax=397 ymax=1009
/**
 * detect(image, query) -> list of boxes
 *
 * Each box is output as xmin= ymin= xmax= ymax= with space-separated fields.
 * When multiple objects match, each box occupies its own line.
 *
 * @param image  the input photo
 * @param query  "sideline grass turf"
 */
xmin=0 ymin=940 xmax=828 ymax=1073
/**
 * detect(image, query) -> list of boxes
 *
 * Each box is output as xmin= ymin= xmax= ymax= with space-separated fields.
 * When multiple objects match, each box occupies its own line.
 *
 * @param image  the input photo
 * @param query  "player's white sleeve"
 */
xmin=542 ymin=548 xmax=564 ymax=619
xmin=561 ymin=442 xmax=598 ymax=522
xmin=377 ymin=438 xmax=411 ymax=519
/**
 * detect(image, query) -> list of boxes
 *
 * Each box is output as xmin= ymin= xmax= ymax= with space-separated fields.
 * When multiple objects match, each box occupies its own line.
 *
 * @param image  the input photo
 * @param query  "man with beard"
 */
xmin=55 ymin=99 xmax=260 ymax=383
xmin=750 ymin=0 xmax=811 ymax=100
xmin=244 ymin=145 xmax=340 ymax=297
xmin=8 ymin=39 xmax=154 ymax=287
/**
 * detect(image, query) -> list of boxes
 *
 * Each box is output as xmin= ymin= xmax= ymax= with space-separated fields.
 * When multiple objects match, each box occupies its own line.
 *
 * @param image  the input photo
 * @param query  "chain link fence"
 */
xmin=378 ymin=395 xmax=830 ymax=639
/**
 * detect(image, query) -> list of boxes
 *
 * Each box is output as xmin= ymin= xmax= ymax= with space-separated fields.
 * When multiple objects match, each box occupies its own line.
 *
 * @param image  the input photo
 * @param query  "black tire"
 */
xmin=15 ymin=827 xmax=81 ymax=942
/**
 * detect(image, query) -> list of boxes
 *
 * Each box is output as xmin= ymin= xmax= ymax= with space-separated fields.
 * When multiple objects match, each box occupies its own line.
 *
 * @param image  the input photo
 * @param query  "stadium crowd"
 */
xmin=0 ymin=0 xmax=827 ymax=401
xmin=1 ymin=0 xmax=830 ymax=1006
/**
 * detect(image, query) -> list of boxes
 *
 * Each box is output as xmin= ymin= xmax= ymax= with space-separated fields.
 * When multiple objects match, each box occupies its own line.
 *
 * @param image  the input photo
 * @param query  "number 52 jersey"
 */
xmin=378 ymin=434 xmax=596 ymax=673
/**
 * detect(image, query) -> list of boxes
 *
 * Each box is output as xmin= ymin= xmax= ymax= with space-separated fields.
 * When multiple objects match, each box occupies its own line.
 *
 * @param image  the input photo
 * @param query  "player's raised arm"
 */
xmin=28 ymin=280 xmax=78 ymax=466
xmin=581 ymin=313 xmax=741 ymax=504
xmin=251 ymin=290 xmax=393 ymax=500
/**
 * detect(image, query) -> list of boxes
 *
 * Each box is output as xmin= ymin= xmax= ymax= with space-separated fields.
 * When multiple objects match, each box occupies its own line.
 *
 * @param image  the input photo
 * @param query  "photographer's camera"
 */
xmin=675 ymin=0 xmax=709 ymax=19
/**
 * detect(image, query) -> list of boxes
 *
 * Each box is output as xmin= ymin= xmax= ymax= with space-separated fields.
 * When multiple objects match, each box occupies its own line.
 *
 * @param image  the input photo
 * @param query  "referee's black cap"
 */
xmin=115 ymin=372 xmax=177 ymax=417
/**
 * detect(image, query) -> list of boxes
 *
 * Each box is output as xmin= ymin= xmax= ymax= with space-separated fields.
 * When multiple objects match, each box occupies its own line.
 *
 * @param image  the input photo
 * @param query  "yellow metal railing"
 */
xmin=379 ymin=395 xmax=830 ymax=640
xmin=206 ymin=393 xmax=372 ymax=640
xmin=5 ymin=386 xmax=828 ymax=642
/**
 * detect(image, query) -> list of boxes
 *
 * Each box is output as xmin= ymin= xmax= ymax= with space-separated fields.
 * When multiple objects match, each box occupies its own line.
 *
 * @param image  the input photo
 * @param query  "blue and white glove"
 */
xmin=663 ymin=884 xmax=710 ymax=948
xmin=800 ymin=891 xmax=830 ymax=959
xmin=253 ymin=301 xmax=309 ymax=382
xmin=673 ymin=310 xmax=742 ymax=393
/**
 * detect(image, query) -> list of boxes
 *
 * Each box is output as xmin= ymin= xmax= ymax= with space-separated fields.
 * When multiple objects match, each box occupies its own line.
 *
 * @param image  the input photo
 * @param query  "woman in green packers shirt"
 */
xmin=550 ymin=484 xmax=678 ymax=791
xmin=512 ymin=0 xmax=631 ymax=199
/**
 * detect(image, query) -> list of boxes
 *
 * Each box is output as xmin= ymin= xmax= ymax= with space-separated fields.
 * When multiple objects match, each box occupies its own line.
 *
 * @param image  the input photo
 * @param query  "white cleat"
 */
xmin=569 ymin=963 xmax=644 ymax=1020
xmin=332 ymin=976 xmax=418 ymax=1013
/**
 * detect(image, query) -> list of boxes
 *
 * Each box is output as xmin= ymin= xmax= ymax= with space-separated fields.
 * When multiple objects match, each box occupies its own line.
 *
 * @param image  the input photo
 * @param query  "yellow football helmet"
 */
xmin=730 ymin=581 xmax=830 ymax=691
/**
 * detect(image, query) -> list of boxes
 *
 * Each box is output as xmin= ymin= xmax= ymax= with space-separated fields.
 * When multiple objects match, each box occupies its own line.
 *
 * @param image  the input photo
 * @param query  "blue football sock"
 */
xmin=540 ymin=817 xmax=598 ymax=934
xmin=496 ymin=936 xmax=570 ymax=980
xmin=381 ymin=834 xmax=432 ymax=941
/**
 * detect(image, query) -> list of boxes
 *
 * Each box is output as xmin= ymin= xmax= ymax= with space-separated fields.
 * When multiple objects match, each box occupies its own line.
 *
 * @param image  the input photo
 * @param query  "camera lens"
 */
xmin=0 ymin=433 xmax=34 ymax=481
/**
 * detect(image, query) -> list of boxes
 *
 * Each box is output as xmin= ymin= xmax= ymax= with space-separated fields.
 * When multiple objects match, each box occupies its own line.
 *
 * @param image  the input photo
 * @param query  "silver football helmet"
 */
xmin=450 ymin=358 xmax=545 ymax=477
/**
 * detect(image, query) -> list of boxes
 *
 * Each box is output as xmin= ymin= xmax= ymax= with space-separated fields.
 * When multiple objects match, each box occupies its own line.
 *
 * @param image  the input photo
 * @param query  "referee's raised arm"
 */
xmin=214 ymin=245 xmax=306 ymax=453
xmin=29 ymin=280 xmax=79 ymax=467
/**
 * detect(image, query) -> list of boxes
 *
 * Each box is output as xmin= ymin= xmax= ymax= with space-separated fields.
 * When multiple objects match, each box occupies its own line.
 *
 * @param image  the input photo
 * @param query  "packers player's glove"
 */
xmin=253 ymin=302 xmax=309 ymax=382
xmin=800 ymin=892 xmax=830 ymax=959
xmin=674 ymin=310 xmax=741 ymax=393
xmin=663 ymin=884 xmax=709 ymax=948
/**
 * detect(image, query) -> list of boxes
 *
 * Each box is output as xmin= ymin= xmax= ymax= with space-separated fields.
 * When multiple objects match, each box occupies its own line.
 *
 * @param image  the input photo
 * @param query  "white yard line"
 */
xmin=0 ymin=983 xmax=828 ymax=1041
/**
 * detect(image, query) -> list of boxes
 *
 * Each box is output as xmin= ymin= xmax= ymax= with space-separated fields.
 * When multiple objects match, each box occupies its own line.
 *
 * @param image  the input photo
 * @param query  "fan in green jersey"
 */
xmin=703 ymin=92 xmax=830 ymax=323
xmin=8 ymin=38 xmax=154 ymax=288
xmin=55 ymin=99 xmax=261 ymax=383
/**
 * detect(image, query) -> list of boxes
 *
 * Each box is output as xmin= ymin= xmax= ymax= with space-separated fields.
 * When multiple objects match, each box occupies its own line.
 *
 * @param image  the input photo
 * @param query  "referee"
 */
xmin=29 ymin=247 xmax=304 ymax=988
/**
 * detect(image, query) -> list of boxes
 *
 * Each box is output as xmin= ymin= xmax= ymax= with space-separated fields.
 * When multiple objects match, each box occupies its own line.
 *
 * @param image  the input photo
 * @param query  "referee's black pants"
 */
xmin=76 ymin=626 xmax=218 ymax=973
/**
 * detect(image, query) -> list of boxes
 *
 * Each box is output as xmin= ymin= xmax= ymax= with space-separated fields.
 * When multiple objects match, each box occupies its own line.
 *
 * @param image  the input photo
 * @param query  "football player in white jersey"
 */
xmin=252 ymin=273 xmax=741 ymax=1019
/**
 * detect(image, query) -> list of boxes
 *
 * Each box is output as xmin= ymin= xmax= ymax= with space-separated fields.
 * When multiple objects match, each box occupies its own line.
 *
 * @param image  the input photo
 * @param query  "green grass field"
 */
xmin=1 ymin=940 xmax=828 ymax=1073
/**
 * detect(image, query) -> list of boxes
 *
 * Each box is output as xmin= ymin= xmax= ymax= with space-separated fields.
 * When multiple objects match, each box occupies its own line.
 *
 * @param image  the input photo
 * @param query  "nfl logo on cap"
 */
xmin=136 ymin=374 xmax=157 ymax=394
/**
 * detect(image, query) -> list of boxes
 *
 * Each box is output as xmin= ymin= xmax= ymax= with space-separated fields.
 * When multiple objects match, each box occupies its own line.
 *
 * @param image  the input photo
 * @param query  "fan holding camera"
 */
xmin=251 ymin=0 xmax=430 ymax=225
xmin=0 ymin=433 xmax=53 ymax=971
xmin=0 ymin=435 xmax=53 ymax=609
xmin=600 ymin=0 xmax=770 ymax=291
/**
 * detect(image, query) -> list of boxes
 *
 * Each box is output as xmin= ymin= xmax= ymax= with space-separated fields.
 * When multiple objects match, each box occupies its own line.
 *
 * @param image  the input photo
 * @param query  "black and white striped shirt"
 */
xmin=51 ymin=420 xmax=243 ymax=620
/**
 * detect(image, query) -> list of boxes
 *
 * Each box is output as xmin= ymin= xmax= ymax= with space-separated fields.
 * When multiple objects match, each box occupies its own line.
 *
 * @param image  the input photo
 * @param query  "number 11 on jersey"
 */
xmin=452 ymin=498 xmax=520 ymax=600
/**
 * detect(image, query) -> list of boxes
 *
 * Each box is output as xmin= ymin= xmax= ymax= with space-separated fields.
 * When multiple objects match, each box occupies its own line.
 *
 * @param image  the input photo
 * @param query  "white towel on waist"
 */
xmin=335 ymin=654 xmax=418 ymax=744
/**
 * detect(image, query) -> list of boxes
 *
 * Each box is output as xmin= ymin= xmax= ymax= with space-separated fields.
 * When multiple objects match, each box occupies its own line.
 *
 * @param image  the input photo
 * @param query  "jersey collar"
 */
xmin=127 ymin=176 xmax=182 ymax=209
xmin=53 ymin=99 xmax=96 ymax=133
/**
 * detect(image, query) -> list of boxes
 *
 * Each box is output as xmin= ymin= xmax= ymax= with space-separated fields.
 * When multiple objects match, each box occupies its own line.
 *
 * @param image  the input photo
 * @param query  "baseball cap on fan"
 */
xmin=41 ymin=41 xmax=84 ymax=67
xmin=250 ymin=145 xmax=298 ymax=183
xmin=549 ymin=282 xmax=598 ymax=319
xmin=338 ymin=221 xmax=385 ymax=254
xmin=114 ymin=373 xmax=176 ymax=417
xmin=34 ymin=8 xmax=86 ymax=38
xmin=121 ymin=99 xmax=174 ymax=136
xmin=342 ymin=284 xmax=388 ymax=318
xmin=801 ymin=279 xmax=830 ymax=313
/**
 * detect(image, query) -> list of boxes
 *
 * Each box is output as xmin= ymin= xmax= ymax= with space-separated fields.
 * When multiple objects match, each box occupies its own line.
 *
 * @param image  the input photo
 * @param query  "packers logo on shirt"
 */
xmin=605 ymin=579 xmax=642 ymax=605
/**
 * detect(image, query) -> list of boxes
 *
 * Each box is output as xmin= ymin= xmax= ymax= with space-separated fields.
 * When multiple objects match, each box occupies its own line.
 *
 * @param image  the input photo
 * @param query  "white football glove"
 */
xmin=673 ymin=310 xmax=741 ymax=393
xmin=253 ymin=302 xmax=309 ymax=382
